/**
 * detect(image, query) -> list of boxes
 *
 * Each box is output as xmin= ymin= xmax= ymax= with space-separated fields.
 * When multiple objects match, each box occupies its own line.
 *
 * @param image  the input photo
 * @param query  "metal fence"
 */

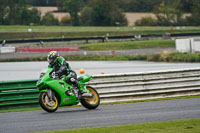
xmin=89 ymin=68 xmax=200 ymax=103
xmin=3 ymin=33 xmax=200 ymax=44
xmin=1 ymin=68 xmax=200 ymax=110
xmin=0 ymin=80 xmax=38 ymax=109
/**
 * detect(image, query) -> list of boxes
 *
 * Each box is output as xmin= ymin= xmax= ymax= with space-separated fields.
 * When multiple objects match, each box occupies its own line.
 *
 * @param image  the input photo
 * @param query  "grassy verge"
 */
xmin=1 ymin=26 xmax=200 ymax=33
xmin=147 ymin=52 xmax=200 ymax=62
xmin=1 ymin=95 xmax=200 ymax=113
xmin=32 ymin=118 xmax=200 ymax=133
xmin=0 ymin=55 xmax=147 ymax=62
xmin=0 ymin=26 xmax=200 ymax=40
xmin=1 ymin=39 xmax=200 ymax=63
xmin=79 ymin=40 xmax=175 ymax=50
xmin=0 ymin=39 xmax=175 ymax=62
xmin=1 ymin=52 xmax=200 ymax=63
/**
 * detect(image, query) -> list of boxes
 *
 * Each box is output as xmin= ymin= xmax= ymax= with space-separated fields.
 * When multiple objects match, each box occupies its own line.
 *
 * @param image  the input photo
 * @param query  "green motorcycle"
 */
xmin=36 ymin=68 xmax=100 ymax=112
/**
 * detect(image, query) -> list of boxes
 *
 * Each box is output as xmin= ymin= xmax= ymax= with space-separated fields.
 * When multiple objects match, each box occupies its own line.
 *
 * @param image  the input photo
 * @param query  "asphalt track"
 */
xmin=1 ymin=61 xmax=200 ymax=81
xmin=0 ymin=98 xmax=200 ymax=133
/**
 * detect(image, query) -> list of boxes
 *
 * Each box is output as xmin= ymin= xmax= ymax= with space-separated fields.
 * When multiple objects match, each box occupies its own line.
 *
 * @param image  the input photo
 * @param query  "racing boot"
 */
xmin=70 ymin=77 xmax=92 ymax=97
xmin=79 ymin=85 xmax=93 ymax=98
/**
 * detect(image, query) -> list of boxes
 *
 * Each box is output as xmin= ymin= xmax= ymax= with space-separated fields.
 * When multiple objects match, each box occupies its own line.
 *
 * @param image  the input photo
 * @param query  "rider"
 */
xmin=47 ymin=51 xmax=85 ymax=96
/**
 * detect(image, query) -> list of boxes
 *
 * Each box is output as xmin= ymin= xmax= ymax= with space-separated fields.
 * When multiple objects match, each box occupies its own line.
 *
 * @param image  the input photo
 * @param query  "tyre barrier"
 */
xmin=1 ymin=68 xmax=200 ymax=110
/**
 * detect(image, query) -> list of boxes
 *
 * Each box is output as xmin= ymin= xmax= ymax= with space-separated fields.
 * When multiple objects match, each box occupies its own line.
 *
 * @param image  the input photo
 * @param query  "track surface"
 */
xmin=1 ymin=61 xmax=200 ymax=81
xmin=0 ymin=98 xmax=200 ymax=133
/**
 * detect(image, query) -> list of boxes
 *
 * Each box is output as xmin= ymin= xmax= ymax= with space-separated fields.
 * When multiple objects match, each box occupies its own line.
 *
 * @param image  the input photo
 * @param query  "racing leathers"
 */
xmin=48 ymin=56 xmax=81 ymax=92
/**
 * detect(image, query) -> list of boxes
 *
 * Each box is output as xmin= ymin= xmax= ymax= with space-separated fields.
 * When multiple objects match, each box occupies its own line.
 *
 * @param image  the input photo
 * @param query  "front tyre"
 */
xmin=81 ymin=86 xmax=100 ymax=109
xmin=39 ymin=92 xmax=59 ymax=112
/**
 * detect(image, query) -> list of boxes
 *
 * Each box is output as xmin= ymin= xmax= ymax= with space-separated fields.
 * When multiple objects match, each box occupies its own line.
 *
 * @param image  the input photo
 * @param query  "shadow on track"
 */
xmin=40 ymin=107 xmax=101 ymax=114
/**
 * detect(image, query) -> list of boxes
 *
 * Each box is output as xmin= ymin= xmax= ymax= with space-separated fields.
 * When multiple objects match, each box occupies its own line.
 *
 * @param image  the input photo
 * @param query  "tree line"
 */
xmin=135 ymin=0 xmax=200 ymax=26
xmin=29 ymin=0 xmax=194 ymax=13
xmin=0 ymin=0 xmax=127 ymax=26
xmin=0 ymin=0 xmax=200 ymax=26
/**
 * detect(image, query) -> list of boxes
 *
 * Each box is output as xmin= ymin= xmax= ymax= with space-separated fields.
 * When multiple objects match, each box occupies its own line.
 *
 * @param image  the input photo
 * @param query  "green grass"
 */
xmin=1 ymin=26 xmax=200 ymax=32
xmin=2 ymin=51 xmax=200 ymax=64
xmin=31 ymin=118 xmax=200 ymax=133
xmin=0 ymin=55 xmax=147 ymax=62
xmin=64 ymin=55 xmax=147 ymax=61
xmin=0 ymin=26 xmax=200 ymax=40
xmin=147 ymin=52 xmax=200 ymax=62
xmin=79 ymin=40 xmax=175 ymax=50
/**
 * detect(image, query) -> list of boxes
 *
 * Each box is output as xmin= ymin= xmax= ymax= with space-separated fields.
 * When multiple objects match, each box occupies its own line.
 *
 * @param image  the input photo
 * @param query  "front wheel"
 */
xmin=39 ymin=92 xmax=59 ymax=112
xmin=81 ymin=86 xmax=100 ymax=109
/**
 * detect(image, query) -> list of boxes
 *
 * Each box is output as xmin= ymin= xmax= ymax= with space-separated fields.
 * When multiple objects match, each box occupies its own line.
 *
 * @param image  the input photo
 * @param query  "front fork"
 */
xmin=47 ymin=88 xmax=53 ymax=100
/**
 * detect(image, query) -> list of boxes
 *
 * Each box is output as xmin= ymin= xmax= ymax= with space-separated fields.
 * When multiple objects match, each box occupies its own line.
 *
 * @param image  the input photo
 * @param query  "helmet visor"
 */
xmin=47 ymin=58 xmax=54 ymax=63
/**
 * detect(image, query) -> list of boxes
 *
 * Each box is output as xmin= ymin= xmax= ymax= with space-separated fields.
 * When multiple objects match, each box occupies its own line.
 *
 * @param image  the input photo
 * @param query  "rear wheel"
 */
xmin=81 ymin=86 xmax=100 ymax=109
xmin=39 ymin=92 xmax=59 ymax=112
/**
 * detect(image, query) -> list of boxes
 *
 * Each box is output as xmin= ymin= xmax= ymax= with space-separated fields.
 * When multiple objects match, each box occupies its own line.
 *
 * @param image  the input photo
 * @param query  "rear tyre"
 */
xmin=39 ymin=92 xmax=59 ymax=112
xmin=81 ymin=86 xmax=100 ymax=109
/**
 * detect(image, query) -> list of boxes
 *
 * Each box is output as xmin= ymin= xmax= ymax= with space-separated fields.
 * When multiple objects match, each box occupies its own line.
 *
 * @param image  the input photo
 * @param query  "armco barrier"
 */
xmin=1 ymin=68 xmax=200 ymax=110
xmin=89 ymin=68 xmax=200 ymax=103
xmin=4 ymin=33 xmax=200 ymax=44
xmin=0 ymin=80 xmax=38 ymax=109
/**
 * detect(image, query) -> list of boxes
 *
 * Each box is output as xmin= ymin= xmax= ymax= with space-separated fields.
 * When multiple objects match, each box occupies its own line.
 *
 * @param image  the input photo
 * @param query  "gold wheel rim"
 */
xmin=42 ymin=92 xmax=58 ymax=110
xmin=85 ymin=87 xmax=98 ymax=105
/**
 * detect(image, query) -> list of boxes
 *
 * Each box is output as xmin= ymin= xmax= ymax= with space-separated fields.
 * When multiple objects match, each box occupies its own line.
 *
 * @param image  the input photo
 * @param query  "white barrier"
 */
xmin=89 ymin=68 xmax=200 ymax=103
xmin=176 ymin=38 xmax=200 ymax=53
xmin=191 ymin=38 xmax=200 ymax=53
xmin=176 ymin=39 xmax=191 ymax=53
xmin=0 ymin=47 xmax=16 ymax=53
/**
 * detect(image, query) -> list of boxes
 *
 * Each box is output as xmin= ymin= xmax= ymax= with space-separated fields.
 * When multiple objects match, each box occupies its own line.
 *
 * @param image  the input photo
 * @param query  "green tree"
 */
xmin=153 ymin=0 xmax=183 ymax=26
xmin=0 ymin=0 xmax=41 ymax=25
xmin=115 ymin=0 xmax=162 ymax=12
xmin=181 ymin=0 xmax=193 ymax=12
xmin=41 ymin=12 xmax=59 ymax=25
xmin=19 ymin=0 xmax=41 ymax=25
xmin=24 ymin=8 xmax=41 ymax=25
xmin=185 ymin=0 xmax=200 ymax=26
xmin=80 ymin=0 xmax=127 ymax=26
xmin=29 ymin=0 xmax=57 ymax=6
xmin=0 ymin=0 xmax=8 ymax=24
xmin=6 ymin=0 xmax=23 ymax=24
xmin=116 ymin=0 xmax=192 ymax=13
xmin=80 ymin=7 xmax=92 ymax=26
xmin=56 ymin=0 xmax=65 ymax=11
xmin=135 ymin=17 xmax=157 ymax=26
xmin=57 ymin=0 xmax=84 ymax=26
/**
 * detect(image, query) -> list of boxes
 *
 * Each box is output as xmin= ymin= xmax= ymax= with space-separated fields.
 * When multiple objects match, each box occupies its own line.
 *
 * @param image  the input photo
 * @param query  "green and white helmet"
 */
xmin=47 ymin=51 xmax=59 ymax=64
